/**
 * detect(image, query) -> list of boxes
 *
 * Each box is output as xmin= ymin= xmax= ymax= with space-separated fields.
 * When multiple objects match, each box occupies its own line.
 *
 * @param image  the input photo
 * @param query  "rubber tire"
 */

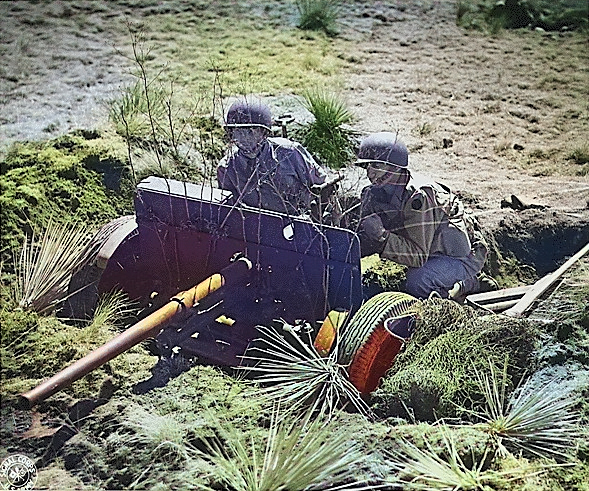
xmin=338 ymin=291 xmax=418 ymax=365
xmin=348 ymin=325 xmax=403 ymax=395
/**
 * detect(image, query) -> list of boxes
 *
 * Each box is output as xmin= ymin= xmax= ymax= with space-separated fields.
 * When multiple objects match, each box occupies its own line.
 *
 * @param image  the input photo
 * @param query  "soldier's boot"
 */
xmin=449 ymin=273 xmax=498 ymax=304
xmin=476 ymin=272 xmax=499 ymax=293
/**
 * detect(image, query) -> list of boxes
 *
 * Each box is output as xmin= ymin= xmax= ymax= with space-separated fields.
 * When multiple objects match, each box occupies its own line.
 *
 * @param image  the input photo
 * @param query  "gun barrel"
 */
xmin=19 ymin=256 xmax=252 ymax=409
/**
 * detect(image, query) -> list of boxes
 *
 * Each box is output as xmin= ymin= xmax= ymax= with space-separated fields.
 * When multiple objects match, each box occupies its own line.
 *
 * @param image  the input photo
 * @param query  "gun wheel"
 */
xmin=348 ymin=325 xmax=404 ymax=395
xmin=338 ymin=292 xmax=419 ymax=395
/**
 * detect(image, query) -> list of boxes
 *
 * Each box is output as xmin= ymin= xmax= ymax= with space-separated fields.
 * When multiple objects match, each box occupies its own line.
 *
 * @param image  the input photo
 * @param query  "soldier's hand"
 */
xmin=360 ymin=214 xmax=387 ymax=242
xmin=359 ymin=214 xmax=388 ymax=256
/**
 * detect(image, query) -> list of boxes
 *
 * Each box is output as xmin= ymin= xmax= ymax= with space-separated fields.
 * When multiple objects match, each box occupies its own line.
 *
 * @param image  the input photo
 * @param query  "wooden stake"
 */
xmin=504 ymin=242 xmax=589 ymax=317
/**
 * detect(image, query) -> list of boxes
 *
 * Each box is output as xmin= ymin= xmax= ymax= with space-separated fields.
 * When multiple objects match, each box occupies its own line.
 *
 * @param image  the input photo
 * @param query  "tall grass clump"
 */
xmin=242 ymin=323 xmax=371 ymax=420
xmin=300 ymin=88 xmax=357 ymax=169
xmin=387 ymin=426 xmax=527 ymax=490
xmin=12 ymin=221 xmax=95 ymax=314
xmin=471 ymin=359 xmax=582 ymax=459
xmin=87 ymin=290 xmax=136 ymax=332
xmin=296 ymin=0 xmax=341 ymax=36
xmin=199 ymin=406 xmax=368 ymax=491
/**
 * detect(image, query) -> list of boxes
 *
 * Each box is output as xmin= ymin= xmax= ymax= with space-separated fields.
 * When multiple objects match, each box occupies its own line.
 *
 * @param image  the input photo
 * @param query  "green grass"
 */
xmin=199 ymin=406 xmax=368 ymax=491
xmin=299 ymin=87 xmax=357 ymax=169
xmin=296 ymin=0 xmax=341 ymax=36
xmin=133 ymin=14 xmax=348 ymax=97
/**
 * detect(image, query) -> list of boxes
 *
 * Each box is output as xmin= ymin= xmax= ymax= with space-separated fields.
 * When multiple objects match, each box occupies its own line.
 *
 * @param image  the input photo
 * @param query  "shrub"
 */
xmin=299 ymin=88 xmax=358 ymax=169
xmin=371 ymin=299 xmax=536 ymax=421
xmin=296 ymin=0 xmax=341 ymax=36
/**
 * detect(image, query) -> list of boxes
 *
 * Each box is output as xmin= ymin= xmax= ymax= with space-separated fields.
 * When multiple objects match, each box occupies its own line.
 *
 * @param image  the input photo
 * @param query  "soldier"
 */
xmin=357 ymin=132 xmax=493 ymax=299
xmin=217 ymin=97 xmax=327 ymax=216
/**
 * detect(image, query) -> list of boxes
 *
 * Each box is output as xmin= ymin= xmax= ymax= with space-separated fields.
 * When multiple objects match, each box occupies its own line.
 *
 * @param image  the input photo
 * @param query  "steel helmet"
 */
xmin=356 ymin=132 xmax=409 ymax=168
xmin=225 ymin=98 xmax=272 ymax=131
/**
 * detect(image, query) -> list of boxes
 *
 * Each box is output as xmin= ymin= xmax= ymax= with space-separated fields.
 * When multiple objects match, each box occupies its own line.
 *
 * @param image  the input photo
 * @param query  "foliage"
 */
xmin=243 ymin=323 xmax=371 ymax=420
xmin=470 ymin=359 xmax=582 ymax=459
xmin=371 ymin=299 xmax=536 ymax=421
xmin=296 ymin=0 xmax=341 ymax=36
xmin=0 ymin=132 xmax=133 ymax=270
xmin=387 ymin=425 xmax=527 ymax=491
xmin=199 ymin=406 xmax=368 ymax=491
xmin=361 ymin=254 xmax=408 ymax=297
xmin=457 ymin=0 xmax=588 ymax=32
xmin=11 ymin=221 xmax=96 ymax=314
xmin=299 ymin=88 xmax=358 ymax=169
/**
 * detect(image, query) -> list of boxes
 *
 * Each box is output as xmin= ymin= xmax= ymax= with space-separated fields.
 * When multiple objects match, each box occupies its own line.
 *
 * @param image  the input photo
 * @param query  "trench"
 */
xmin=488 ymin=209 xmax=589 ymax=278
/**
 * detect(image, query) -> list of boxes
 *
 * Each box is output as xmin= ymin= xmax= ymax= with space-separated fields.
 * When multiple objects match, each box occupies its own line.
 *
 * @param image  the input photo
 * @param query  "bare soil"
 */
xmin=1 ymin=0 xmax=588 ymax=260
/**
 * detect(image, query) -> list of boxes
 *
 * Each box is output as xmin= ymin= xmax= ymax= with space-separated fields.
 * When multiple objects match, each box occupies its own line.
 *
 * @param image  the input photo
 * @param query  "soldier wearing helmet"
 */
xmin=217 ymin=97 xmax=327 ymax=216
xmin=357 ymin=132 xmax=492 ymax=299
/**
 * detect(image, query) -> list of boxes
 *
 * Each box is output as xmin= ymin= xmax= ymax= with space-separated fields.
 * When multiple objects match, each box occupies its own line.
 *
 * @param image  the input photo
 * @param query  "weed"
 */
xmin=242 ymin=323 xmax=371 ymax=420
xmin=299 ymin=88 xmax=357 ymax=169
xmin=199 ymin=406 xmax=368 ymax=491
xmin=11 ymin=221 xmax=96 ymax=314
xmin=470 ymin=359 xmax=582 ymax=459
xmin=296 ymin=0 xmax=341 ymax=36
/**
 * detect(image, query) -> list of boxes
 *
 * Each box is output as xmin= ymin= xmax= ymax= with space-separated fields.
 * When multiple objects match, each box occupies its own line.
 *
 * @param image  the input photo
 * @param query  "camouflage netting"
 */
xmin=370 ymin=298 xmax=537 ymax=421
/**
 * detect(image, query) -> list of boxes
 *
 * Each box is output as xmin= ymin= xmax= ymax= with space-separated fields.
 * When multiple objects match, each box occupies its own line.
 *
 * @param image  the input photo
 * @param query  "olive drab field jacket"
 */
xmin=217 ymin=137 xmax=326 ymax=216
xmin=361 ymin=173 xmax=488 ymax=269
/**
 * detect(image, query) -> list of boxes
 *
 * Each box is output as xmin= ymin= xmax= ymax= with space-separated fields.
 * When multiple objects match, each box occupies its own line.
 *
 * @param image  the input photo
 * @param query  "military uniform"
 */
xmin=217 ymin=137 xmax=327 ymax=216
xmin=360 ymin=172 xmax=488 ymax=298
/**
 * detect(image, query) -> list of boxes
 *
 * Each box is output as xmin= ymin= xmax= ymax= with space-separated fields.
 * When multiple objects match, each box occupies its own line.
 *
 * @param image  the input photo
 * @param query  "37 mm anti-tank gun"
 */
xmin=19 ymin=176 xmax=419 ymax=409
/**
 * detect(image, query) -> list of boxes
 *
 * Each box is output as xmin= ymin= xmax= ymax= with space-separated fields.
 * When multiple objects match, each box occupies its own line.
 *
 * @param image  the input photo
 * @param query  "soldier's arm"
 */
xmin=217 ymin=156 xmax=240 ymax=201
xmin=293 ymin=143 xmax=327 ymax=186
xmin=380 ymin=188 xmax=441 ymax=268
